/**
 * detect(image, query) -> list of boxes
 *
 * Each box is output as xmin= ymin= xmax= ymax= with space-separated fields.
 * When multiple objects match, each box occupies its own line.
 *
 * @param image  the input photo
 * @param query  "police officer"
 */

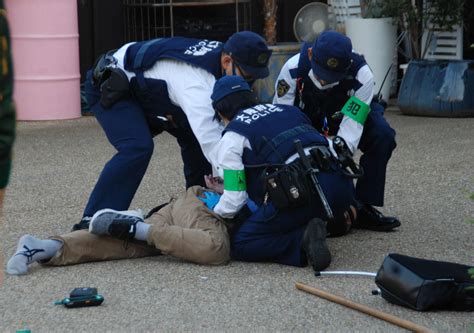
xmin=207 ymin=76 xmax=356 ymax=271
xmin=75 ymin=31 xmax=272 ymax=230
xmin=273 ymin=31 xmax=400 ymax=232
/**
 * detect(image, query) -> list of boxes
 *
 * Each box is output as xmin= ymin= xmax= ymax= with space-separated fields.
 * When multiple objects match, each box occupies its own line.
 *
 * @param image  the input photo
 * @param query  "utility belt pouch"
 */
xmin=91 ymin=50 xmax=130 ymax=109
xmin=92 ymin=50 xmax=117 ymax=86
xmin=375 ymin=253 xmax=474 ymax=311
xmin=99 ymin=68 xmax=130 ymax=109
xmin=264 ymin=162 xmax=311 ymax=210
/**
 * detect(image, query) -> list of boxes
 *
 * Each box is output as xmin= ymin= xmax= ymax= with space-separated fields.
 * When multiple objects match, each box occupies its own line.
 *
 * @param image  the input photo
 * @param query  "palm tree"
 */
xmin=262 ymin=0 xmax=278 ymax=45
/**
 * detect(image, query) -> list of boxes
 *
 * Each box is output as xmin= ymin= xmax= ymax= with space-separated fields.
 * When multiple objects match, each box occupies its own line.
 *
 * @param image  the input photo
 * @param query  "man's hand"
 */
xmin=204 ymin=175 xmax=224 ymax=194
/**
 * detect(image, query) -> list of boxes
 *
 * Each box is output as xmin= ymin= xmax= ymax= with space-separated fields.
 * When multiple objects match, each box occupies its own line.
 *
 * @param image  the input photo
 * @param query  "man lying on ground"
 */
xmin=7 ymin=186 xmax=233 ymax=275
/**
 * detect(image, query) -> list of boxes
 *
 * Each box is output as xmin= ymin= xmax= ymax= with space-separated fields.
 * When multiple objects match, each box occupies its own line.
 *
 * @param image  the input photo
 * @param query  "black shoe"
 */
xmin=88 ymin=208 xmax=144 ymax=241
xmin=353 ymin=205 xmax=401 ymax=232
xmin=71 ymin=216 xmax=92 ymax=231
xmin=302 ymin=218 xmax=331 ymax=272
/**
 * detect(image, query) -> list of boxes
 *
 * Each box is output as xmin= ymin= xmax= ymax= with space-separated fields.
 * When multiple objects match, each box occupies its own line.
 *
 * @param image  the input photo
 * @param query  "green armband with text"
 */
xmin=223 ymin=169 xmax=247 ymax=191
xmin=341 ymin=96 xmax=370 ymax=125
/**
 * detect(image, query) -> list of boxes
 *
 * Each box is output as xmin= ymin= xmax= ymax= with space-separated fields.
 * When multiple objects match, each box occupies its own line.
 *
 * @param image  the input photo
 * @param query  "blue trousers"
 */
xmin=356 ymin=102 xmax=397 ymax=207
xmin=231 ymin=168 xmax=355 ymax=267
xmin=82 ymin=71 xmax=211 ymax=217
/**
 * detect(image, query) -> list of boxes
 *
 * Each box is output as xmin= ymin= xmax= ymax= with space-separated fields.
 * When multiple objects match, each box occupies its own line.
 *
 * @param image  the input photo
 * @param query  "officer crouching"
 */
xmin=206 ymin=76 xmax=357 ymax=271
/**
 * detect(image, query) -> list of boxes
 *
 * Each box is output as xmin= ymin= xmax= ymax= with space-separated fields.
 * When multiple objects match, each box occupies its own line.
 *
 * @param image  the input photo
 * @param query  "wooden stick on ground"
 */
xmin=295 ymin=282 xmax=433 ymax=333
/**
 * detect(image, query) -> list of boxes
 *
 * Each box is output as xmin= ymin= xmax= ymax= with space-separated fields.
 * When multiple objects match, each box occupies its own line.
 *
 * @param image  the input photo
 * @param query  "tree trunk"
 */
xmin=263 ymin=0 xmax=278 ymax=45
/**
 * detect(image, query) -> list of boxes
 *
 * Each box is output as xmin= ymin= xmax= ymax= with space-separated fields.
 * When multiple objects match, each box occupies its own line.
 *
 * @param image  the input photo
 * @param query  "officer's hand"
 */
xmin=333 ymin=136 xmax=353 ymax=158
xmin=204 ymin=175 xmax=224 ymax=194
xmin=246 ymin=198 xmax=259 ymax=213
xmin=198 ymin=191 xmax=221 ymax=210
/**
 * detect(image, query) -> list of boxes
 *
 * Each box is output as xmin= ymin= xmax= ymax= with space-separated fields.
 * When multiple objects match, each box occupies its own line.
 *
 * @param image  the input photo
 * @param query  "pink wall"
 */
xmin=6 ymin=0 xmax=81 ymax=120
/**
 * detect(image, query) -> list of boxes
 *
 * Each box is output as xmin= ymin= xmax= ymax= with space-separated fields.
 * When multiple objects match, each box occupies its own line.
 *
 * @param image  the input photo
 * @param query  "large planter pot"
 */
xmin=253 ymin=43 xmax=301 ymax=103
xmin=345 ymin=17 xmax=397 ymax=102
xmin=398 ymin=60 xmax=474 ymax=117
xmin=6 ymin=0 xmax=81 ymax=120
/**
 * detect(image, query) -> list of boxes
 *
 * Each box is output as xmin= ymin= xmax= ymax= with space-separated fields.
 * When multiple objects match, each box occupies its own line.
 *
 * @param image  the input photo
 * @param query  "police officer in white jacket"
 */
xmin=74 ymin=32 xmax=272 ymax=231
xmin=204 ymin=76 xmax=357 ymax=271
xmin=273 ymin=31 xmax=399 ymax=232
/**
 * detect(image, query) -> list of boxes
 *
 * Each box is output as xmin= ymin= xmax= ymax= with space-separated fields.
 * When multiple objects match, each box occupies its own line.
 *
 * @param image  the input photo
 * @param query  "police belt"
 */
xmin=248 ymin=145 xmax=335 ymax=211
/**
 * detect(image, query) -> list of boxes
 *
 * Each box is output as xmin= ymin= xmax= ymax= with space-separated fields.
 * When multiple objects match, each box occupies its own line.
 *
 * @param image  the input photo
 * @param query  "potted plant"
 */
xmin=384 ymin=0 xmax=474 ymax=117
xmin=379 ymin=0 xmax=464 ymax=60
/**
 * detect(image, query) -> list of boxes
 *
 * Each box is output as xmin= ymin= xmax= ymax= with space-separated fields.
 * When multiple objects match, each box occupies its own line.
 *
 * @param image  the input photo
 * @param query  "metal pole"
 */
xmin=170 ymin=0 xmax=174 ymax=37
xmin=235 ymin=0 xmax=239 ymax=32
xmin=316 ymin=271 xmax=377 ymax=278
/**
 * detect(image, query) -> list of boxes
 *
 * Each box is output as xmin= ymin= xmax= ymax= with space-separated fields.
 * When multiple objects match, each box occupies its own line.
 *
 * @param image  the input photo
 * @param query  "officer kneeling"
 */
xmin=208 ymin=76 xmax=356 ymax=271
xmin=274 ymin=31 xmax=400 ymax=232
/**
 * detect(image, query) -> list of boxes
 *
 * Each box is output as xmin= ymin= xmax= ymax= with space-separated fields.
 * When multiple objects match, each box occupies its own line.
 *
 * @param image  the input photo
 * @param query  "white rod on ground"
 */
xmin=316 ymin=271 xmax=377 ymax=277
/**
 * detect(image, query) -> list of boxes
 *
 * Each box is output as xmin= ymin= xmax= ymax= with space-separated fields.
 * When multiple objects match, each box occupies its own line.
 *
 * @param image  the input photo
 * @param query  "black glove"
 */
xmin=333 ymin=136 xmax=363 ymax=178
xmin=333 ymin=136 xmax=352 ymax=158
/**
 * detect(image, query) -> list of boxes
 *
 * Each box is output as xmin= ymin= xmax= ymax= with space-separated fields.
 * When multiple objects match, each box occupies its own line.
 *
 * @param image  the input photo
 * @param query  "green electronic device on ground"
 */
xmin=54 ymin=287 xmax=104 ymax=308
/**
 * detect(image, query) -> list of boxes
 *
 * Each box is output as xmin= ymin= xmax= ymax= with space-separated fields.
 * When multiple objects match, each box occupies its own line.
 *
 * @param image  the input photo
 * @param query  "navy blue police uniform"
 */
xmin=274 ymin=31 xmax=399 ymax=230
xmin=80 ymin=33 xmax=271 ymax=227
xmin=224 ymin=104 xmax=354 ymax=267
xmin=83 ymin=38 xmax=222 ymax=219
xmin=294 ymin=42 xmax=396 ymax=208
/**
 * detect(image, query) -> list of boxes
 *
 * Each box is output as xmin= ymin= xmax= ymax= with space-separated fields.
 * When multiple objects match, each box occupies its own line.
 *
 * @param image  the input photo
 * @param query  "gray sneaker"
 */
xmin=89 ymin=209 xmax=144 ymax=241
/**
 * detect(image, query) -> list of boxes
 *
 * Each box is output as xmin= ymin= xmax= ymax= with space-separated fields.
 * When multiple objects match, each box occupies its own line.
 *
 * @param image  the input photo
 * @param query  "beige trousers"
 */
xmin=43 ymin=186 xmax=230 ymax=267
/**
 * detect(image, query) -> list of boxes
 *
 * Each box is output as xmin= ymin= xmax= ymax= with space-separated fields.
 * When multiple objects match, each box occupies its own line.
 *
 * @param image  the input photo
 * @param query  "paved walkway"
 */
xmin=1 ymin=108 xmax=473 ymax=332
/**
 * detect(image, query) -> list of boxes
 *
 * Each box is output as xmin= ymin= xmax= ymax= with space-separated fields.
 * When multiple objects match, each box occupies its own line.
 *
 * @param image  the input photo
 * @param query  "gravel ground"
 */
xmin=0 ymin=108 xmax=473 ymax=332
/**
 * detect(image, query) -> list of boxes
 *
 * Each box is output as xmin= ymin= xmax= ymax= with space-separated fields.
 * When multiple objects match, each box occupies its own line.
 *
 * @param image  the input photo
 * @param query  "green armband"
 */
xmin=223 ymin=169 xmax=247 ymax=191
xmin=341 ymin=96 xmax=370 ymax=125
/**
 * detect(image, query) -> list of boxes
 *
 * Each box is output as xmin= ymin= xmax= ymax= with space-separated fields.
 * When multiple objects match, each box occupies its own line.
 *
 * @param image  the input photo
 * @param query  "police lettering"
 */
xmin=236 ymin=104 xmax=284 ymax=124
xmin=184 ymin=40 xmax=221 ymax=56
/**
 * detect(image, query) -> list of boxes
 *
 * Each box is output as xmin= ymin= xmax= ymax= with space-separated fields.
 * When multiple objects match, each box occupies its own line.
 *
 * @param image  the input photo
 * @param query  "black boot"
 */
xmin=302 ymin=218 xmax=331 ymax=272
xmin=353 ymin=204 xmax=400 ymax=232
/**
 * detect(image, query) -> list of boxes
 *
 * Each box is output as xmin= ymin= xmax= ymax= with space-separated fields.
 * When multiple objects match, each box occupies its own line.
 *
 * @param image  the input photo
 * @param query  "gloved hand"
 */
xmin=333 ymin=136 xmax=353 ymax=157
xmin=198 ymin=191 xmax=221 ymax=210
xmin=332 ymin=136 xmax=364 ymax=178
xmin=246 ymin=198 xmax=259 ymax=213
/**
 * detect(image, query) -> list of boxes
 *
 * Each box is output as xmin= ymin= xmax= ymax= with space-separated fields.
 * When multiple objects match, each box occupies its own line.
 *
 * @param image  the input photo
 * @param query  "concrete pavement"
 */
xmin=0 ymin=108 xmax=473 ymax=332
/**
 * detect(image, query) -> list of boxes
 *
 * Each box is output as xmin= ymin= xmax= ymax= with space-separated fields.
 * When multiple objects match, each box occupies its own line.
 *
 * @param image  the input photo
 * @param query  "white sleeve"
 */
xmin=336 ymin=64 xmax=374 ymax=153
xmin=354 ymin=64 xmax=375 ymax=105
xmin=144 ymin=59 xmax=224 ymax=168
xmin=113 ymin=42 xmax=137 ymax=80
xmin=213 ymin=131 xmax=250 ymax=219
xmin=272 ymin=54 xmax=299 ymax=105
